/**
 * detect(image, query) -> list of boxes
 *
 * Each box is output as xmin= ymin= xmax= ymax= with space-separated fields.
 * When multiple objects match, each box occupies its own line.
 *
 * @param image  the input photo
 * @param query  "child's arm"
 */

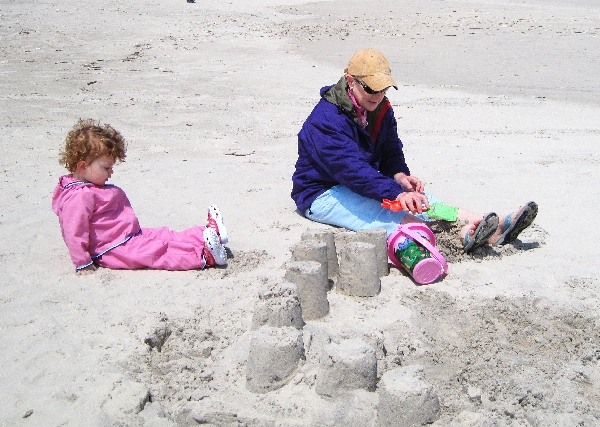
xmin=60 ymin=191 xmax=96 ymax=270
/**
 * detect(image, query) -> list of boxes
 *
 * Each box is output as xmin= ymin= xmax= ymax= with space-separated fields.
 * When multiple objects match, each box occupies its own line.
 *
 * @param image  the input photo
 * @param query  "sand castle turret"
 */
xmin=315 ymin=338 xmax=377 ymax=397
xmin=246 ymin=326 xmax=305 ymax=393
xmin=285 ymin=260 xmax=330 ymax=321
xmin=377 ymin=365 xmax=440 ymax=426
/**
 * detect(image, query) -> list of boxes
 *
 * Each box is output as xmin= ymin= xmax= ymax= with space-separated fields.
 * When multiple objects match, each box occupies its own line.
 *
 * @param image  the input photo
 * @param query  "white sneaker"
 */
xmin=203 ymin=228 xmax=227 ymax=266
xmin=206 ymin=204 xmax=228 ymax=244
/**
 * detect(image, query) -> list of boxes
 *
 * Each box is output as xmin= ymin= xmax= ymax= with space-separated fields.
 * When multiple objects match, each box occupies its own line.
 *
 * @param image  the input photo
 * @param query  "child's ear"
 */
xmin=75 ymin=160 xmax=88 ymax=172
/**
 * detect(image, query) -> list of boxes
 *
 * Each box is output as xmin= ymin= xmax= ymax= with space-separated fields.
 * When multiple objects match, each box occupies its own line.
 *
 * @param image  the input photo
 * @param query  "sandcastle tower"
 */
xmin=301 ymin=228 xmax=339 ymax=282
xmin=337 ymin=241 xmax=381 ymax=297
xmin=377 ymin=365 xmax=440 ymax=426
xmin=285 ymin=260 xmax=330 ymax=321
xmin=246 ymin=325 xmax=305 ymax=393
xmin=315 ymin=338 xmax=377 ymax=398
xmin=247 ymin=283 xmax=306 ymax=393
xmin=333 ymin=228 xmax=389 ymax=297
xmin=251 ymin=282 xmax=304 ymax=330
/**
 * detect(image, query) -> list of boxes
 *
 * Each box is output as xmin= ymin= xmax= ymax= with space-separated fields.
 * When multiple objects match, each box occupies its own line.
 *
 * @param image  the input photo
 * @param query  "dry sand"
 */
xmin=1 ymin=0 xmax=599 ymax=425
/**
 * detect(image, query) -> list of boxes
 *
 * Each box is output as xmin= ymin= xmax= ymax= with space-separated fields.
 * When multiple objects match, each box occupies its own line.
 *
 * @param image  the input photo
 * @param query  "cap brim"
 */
xmin=361 ymin=74 xmax=398 ymax=91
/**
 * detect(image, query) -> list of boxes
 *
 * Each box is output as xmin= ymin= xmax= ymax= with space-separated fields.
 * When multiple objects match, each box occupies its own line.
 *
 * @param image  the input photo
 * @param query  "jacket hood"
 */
xmin=322 ymin=76 xmax=355 ymax=114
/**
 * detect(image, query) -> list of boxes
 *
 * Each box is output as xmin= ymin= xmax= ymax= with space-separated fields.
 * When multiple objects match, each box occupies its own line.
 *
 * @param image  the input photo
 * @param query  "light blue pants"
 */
xmin=305 ymin=185 xmax=440 ymax=237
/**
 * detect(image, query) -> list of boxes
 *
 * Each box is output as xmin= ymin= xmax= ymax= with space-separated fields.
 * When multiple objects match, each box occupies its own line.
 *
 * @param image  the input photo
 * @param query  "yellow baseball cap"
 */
xmin=344 ymin=48 xmax=398 ymax=91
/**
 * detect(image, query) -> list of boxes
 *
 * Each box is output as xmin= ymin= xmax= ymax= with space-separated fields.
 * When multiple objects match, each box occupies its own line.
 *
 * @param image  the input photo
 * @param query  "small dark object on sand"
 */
xmin=187 ymin=0 xmax=195 ymax=3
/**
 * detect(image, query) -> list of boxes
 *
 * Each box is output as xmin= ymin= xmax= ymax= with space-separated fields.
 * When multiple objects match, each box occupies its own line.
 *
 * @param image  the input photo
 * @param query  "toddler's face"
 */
xmin=79 ymin=155 xmax=115 ymax=186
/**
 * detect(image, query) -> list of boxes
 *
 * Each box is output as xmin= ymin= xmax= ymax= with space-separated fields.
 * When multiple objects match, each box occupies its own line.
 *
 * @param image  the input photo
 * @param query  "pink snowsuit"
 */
xmin=52 ymin=175 xmax=208 ymax=271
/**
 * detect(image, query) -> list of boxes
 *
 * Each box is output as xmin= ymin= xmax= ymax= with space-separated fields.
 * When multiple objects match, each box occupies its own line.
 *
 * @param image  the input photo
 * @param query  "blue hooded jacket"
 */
xmin=291 ymin=77 xmax=410 ymax=214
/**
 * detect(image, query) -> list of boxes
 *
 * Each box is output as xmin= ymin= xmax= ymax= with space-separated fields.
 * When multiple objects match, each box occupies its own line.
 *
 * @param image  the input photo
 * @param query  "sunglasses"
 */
xmin=354 ymin=77 xmax=388 ymax=95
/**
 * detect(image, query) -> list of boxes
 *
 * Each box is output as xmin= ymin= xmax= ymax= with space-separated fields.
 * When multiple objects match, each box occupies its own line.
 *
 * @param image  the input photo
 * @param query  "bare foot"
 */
xmin=487 ymin=202 xmax=538 ymax=246
xmin=461 ymin=219 xmax=480 ymax=246
xmin=456 ymin=208 xmax=491 ymax=245
xmin=487 ymin=206 xmax=524 ymax=245
xmin=462 ymin=213 xmax=499 ymax=252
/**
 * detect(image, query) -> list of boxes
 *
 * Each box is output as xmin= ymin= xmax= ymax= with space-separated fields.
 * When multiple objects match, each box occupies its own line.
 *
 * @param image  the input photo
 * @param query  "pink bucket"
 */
xmin=387 ymin=223 xmax=448 ymax=284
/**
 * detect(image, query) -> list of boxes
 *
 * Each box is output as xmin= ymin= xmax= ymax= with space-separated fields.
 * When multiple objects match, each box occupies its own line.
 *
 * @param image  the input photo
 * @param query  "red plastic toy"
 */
xmin=382 ymin=198 xmax=428 ymax=213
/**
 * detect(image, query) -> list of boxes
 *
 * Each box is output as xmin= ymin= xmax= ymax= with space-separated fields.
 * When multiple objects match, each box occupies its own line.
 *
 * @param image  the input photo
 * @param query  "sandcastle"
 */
xmin=136 ymin=226 xmax=440 ymax=423
xmin=245 ymin=227 xmax=386 ymax=394
xmin=244 ymin=227 xmax=440 ymax=425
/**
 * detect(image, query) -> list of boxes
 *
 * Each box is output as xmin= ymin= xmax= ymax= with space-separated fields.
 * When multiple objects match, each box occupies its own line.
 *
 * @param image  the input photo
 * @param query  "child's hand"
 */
xmin=77 ymin=264 xmax=97 ymax=275
xmin=395 ymin=192 xmax=429 ymax=214
xmin=394 ymin=173 xmax=425 ymax=193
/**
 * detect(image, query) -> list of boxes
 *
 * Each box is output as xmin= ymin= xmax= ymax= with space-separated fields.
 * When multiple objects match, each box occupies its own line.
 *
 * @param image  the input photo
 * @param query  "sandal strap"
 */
xmin=503 ymin=212 xmax=514 ymax=232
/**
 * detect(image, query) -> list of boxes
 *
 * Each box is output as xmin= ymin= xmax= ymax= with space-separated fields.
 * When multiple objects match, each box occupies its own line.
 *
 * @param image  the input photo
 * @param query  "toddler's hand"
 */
xmin=77 ymin=264 xmax=97 ymax=275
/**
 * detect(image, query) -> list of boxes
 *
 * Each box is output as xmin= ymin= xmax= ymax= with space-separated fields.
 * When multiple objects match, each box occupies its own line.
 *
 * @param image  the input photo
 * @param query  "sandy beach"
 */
xmin=1 ymin=0 xmax=599 ymax=425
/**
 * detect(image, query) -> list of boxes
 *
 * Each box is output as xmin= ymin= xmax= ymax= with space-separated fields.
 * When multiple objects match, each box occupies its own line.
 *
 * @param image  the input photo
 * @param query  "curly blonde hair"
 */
xmin=59 ymin=119 xmax=127 ymax=172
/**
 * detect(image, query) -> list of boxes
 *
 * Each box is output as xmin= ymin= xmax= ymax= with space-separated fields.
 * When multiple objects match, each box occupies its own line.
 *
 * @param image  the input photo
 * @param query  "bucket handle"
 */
xmin=396 ymin=224 xmax=448 ymax=274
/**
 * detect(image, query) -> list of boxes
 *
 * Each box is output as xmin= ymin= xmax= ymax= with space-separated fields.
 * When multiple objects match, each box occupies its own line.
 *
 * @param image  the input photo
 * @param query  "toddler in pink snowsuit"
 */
xmin=52 ymin=119 xmax=228 ymax=275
